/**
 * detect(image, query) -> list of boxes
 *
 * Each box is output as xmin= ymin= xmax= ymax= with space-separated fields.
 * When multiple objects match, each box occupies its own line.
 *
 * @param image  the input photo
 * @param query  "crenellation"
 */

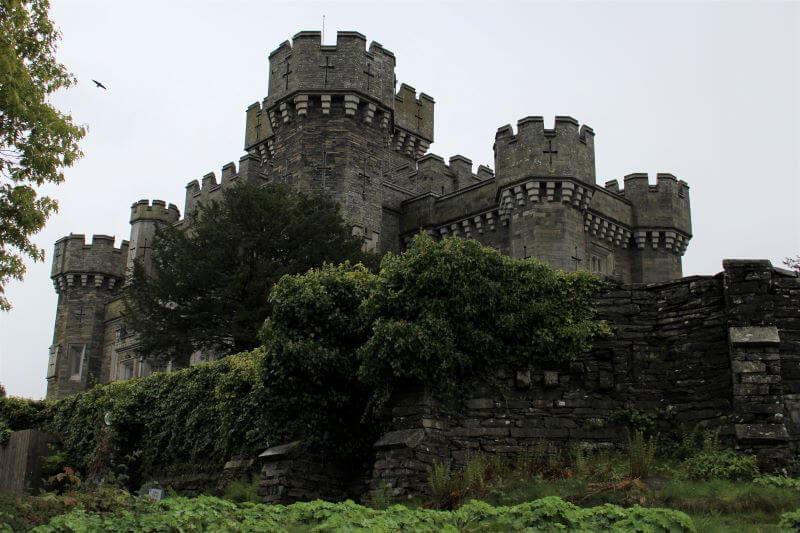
xmin=130 ymin=199 xmax=180 ymax=225
xmin=495 ymin=115 xmax=596 ymax=189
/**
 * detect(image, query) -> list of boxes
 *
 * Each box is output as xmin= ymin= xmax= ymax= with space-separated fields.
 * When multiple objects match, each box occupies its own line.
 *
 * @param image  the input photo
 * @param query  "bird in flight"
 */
xmin=92 ymin=79 xmax=107 ymax=90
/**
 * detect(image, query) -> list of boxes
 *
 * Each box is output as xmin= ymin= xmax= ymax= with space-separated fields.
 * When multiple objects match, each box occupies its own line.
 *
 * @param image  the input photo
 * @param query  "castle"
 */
xmin=45 ymin=31 xmax=692 ymax=400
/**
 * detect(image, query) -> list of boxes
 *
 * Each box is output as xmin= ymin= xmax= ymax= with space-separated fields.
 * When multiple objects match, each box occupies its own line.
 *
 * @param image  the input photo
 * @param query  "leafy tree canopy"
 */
xmin=0 ymin=0 xmax=85 ymax=310
xmin=357 ymin=235 xmax=611 ymax=403
xmin=124 ymin=181 xmax=375 ymax=366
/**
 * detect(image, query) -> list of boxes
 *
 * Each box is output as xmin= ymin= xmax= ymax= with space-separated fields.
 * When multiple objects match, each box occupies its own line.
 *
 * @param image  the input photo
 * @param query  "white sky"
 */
xmin=1 ymin=0 xmax=798 ymax=399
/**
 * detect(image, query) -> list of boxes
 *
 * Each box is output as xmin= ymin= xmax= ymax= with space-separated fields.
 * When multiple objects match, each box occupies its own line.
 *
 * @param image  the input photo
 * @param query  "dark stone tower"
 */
xmin=47 ymin=235 xmax=127 ymax=399
xmin=242 ymin=31 xmax=434 ymax=253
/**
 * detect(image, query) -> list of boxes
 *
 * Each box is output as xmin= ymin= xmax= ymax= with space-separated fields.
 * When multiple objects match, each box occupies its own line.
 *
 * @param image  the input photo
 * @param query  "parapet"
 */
xmin=244 ymin=100 xmax=274 ymax=149
xmin=130 ymin=199 xmax=180 ymax=224
xmin=394 ymin=83 xmax=435 ymax=143
xmin=494 ymin=116 xmax=596 ymax=188
xmin=184 ymin=155 xmax=262 ymax=218
xmin=51 ymin=234 xmax=129 ymax=291
xmin=415 ymin=152 xmax=484 ymax=194
xmin=615 ymin=173 xmax=692 ymax=236
xmin=266 ymin=31 xmax=397 ymax=110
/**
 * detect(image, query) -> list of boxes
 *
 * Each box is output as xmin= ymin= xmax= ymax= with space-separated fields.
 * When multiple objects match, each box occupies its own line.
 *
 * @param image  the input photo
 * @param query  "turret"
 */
xmin=47 ymin=234 xmax=129 ymax=399
xmin=494 ymin=116 xmax=595 ymax=189
xmin=127 ymin=199 xmax=180 ymax=277
xmin=614 ymin=173 xmax=692 ymax=282
xmin=244 ymin=31 xmax=435 ymax=166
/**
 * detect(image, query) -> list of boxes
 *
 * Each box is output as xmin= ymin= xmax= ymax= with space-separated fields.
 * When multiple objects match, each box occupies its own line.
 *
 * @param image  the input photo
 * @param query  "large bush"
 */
xmin=358 ymin=234 xmax=610 ymax=401
xmin=258 ymin=262 xmax=378 ymax=455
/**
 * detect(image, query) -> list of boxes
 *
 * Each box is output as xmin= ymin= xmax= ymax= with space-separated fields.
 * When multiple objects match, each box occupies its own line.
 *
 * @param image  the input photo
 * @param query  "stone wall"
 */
xmin=370 ymin=260 xmax=800 ymax=497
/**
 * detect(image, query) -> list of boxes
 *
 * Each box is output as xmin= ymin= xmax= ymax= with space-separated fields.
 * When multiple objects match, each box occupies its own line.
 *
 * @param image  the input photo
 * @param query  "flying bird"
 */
xmin=92 ymin=79 xmax=107 ymax=90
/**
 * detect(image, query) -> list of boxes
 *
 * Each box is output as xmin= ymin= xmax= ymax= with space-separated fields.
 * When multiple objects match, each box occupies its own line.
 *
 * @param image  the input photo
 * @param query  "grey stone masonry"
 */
xmin=46 ymin=30 xmax=693 ymax=399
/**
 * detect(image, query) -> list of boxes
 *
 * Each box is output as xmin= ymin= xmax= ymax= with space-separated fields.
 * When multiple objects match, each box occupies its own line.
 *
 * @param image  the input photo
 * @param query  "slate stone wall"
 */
xmin=371 ymin=260 xmax=800 ymax=497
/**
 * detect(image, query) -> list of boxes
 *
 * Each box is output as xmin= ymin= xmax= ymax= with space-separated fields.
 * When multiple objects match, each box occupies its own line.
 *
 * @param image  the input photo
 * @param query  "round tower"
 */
xmin=47 ymin=234 xmax=129 ymax=399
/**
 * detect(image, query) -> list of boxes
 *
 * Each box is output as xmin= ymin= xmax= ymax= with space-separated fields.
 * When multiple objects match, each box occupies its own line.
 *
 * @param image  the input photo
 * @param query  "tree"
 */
xmin=784 ymin=255 xmax=799 ymax=273
xmin=0 ymin=0 xmax=86 ymax=311
xmin=125 ymin=182 xmax=375 ymax=366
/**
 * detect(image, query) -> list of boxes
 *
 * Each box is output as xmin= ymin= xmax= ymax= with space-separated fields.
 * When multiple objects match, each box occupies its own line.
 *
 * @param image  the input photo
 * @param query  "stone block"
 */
xmin=465 ymin=398 xmax=495 ymax=409
xmin=734 ymin=424 xmax=789 ymax=442
xmin=729 ymin=326 xmax=780 ymax=345
xmin=544 ymin=371 xmax=559 ymax=387
xmin=731 ymin=361 xmax=766 ymax=373
xmin=374 ymin=429 xmax=426 ymax=450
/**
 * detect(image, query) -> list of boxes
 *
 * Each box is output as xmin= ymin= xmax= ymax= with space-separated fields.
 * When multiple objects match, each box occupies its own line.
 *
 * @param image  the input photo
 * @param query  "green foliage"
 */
xmin=258 ymin=262 xmax=379 ymax=455
xmin=27 ymin=494 xmax=696 ymax=532
xmin=0 ymin=350 xmax=272 ymax=484
xmin=680 ymin=450 xmax=759 ymax=481
xmin=780 ymin=508 xmax=800 ymax=530
xmin=628 ymin=430 xmax=658 ymax=479
xmin=125 ymin=182 xmax=375 ymax=365
xmin=428 ymin=460 xmax=455 ymax=508
xmin=0 ymin=0 xmax=86 ymax=311
xmin=754 ymin=475 xmax=800 ymax=491
xmin=358 ymin=234 xmax=610 ymax=404
xmin=222 ymin=477 xmax=260 ymax=503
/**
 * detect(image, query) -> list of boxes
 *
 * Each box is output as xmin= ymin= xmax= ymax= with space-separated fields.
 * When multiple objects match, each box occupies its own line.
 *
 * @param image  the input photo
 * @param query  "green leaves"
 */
xmin=0 ymin=0 xmax=86 ymax=310
xmin=30 ymin=495 xmax=698 ymax=532
xmin=357 ymin=234 xmax=611 ymax=400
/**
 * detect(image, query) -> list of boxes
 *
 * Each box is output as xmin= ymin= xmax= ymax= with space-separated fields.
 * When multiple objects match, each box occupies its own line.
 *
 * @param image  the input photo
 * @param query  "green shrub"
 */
xmin=754 ymin=475 xmax=800 ymax=491
xmin=258 ymin=262 xmax=379 ymax=457
xmin=780 ymin=508 xmax=800 ymax=530
xmin=680 ymin=450 xmax=759 ymax=481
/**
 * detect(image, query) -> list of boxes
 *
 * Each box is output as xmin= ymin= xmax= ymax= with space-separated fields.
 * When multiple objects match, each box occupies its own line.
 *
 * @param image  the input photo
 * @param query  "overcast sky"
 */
xmin=1 ymin=0 xmax=798 ymax=399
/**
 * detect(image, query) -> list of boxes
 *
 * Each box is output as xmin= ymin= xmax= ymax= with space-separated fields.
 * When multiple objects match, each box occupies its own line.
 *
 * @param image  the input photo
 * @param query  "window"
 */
xmin=47 ymin=346 xmax=59 ymax=378
xmin=118 ymin=359 xmax=134 ymax=381
xmin=69 ymin=345 xmax=85 ymax=381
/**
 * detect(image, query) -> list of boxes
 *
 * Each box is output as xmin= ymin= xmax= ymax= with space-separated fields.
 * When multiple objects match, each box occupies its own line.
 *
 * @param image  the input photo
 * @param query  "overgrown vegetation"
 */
xmin=1 ymin=234 xmax=610 ymax=484
xmin=1 ymin=494 xmax=697 ymax=532
xmin=0 ymin=351 xmax=270 ymax=486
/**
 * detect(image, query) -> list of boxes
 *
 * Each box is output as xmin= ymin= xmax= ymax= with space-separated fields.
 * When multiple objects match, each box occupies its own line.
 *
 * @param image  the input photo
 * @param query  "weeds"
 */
xmin=627 ymin=430 xmax=658 ymax=479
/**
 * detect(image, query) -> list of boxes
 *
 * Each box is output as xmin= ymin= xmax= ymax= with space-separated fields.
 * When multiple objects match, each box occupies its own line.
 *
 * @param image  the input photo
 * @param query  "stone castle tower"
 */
xmin=46 ymin=31 xmax=692 ymax=399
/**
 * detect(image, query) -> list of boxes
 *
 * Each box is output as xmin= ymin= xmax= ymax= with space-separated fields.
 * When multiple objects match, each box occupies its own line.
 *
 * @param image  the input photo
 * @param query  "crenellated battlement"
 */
xmin=617 ymin=173 xmax=692 ymax=236
xmin=494 ymin=116 xmax=596 ymax=188
xmin=130 ymin=199 xmax=180 ymax=224
xmin=394 ymin=83 xmax=434 ymax=143
xmin=51 ymin=233 xmax=129 ymax=292
xmin=415 ymin=152 xmax=488 ymax=194
xmin=184 ymin=154 xmax=261 ymax=218
xmin=244 ymin=100 xmax=273 ymax=150
xmin=266 ymin=31 xmax=397 ymax=111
